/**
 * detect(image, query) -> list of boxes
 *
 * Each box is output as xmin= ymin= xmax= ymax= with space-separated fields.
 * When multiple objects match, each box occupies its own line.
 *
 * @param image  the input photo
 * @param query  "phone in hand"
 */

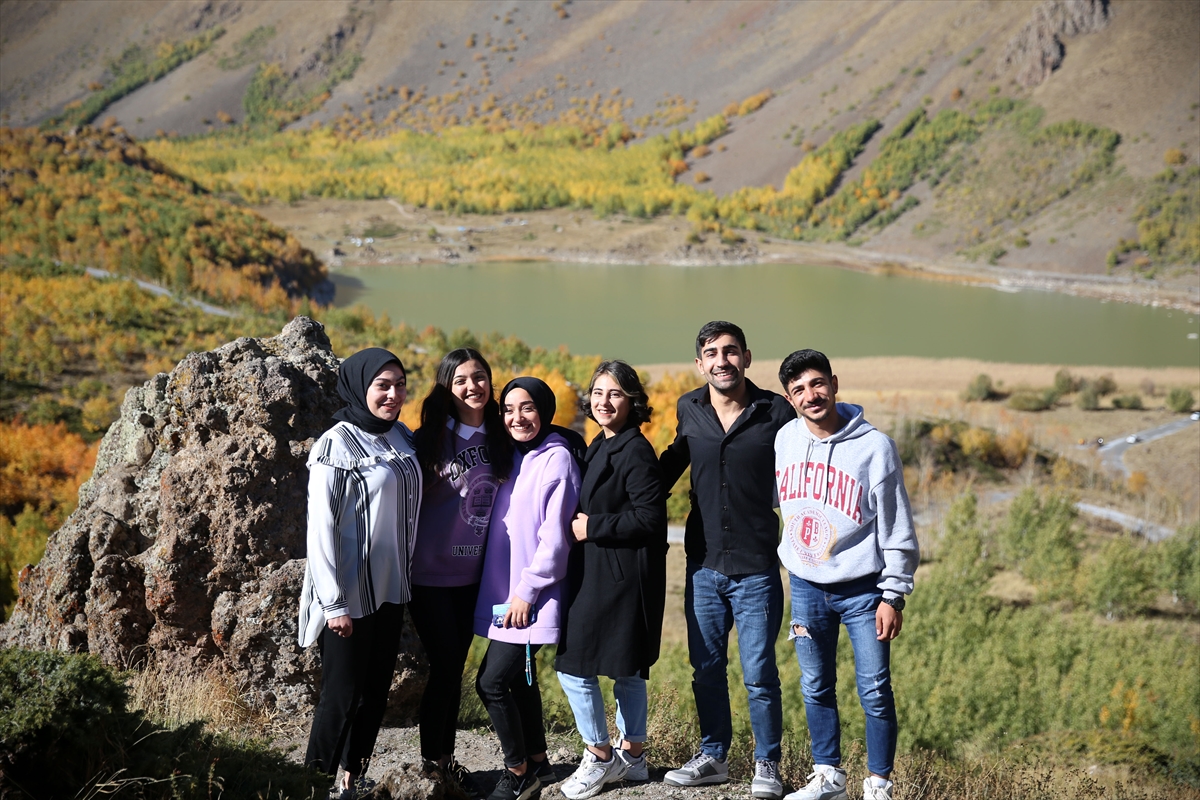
xmin=492 ymin=603 xmax=537 ymax=628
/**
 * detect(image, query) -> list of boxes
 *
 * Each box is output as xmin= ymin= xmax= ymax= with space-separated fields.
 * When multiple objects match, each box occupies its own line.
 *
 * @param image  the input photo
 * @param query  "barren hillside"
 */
xmin=2 ymin=0 xmax=1197 ymax=284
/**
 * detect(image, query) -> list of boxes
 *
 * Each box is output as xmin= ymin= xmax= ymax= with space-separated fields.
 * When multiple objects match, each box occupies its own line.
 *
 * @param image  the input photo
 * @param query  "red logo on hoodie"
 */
xmin=785 ymin=507 xmax=837 ymax=567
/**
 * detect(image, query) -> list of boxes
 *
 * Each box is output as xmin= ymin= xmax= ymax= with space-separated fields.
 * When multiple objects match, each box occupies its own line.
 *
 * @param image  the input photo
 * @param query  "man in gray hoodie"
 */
xmin=773 ymin=350 xmax=918 ymax=800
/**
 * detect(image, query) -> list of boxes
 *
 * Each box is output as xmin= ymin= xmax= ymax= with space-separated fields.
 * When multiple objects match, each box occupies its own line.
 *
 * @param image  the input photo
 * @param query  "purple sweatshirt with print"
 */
xmin=412 ymin=425 xmax=498 ymax=587
xmin=473 ymin=432 xmax=579 ymax=645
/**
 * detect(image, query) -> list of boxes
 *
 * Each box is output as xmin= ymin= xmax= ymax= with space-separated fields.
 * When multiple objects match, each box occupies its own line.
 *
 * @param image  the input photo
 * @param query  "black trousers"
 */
xmin=408 ymin=583 xmax=479 ymax=762
xmin=475 ymin=640 xmax=547 ymax=769
xmin=305 ymin=602 xmax=404 ymax=777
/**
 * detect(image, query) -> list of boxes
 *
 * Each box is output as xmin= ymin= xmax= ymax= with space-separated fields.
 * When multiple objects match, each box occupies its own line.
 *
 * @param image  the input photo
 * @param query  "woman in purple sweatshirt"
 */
xmin=474 ymin=377 xmax=580 ymax=800
xmin=410 ymin=348 xmax=513 ymax=798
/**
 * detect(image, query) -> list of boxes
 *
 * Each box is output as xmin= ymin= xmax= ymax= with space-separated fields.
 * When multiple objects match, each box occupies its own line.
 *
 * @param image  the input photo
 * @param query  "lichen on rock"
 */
xmin=1 ymin=316 xmax=425 ymax=716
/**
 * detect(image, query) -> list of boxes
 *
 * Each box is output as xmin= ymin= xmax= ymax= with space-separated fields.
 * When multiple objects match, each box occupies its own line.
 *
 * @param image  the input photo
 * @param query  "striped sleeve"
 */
xmin=306 ymin=435 xmax=351 ymax=619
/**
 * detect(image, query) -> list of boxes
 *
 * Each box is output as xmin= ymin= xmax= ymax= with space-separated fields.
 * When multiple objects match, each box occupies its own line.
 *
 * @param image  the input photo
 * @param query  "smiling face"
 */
xmin=450 ymin=359 xmax=491 ymax=425
xmin=590 ymin=373 xmax=631 ymax=436
xmin=503 ymin=388 xmax=542 ymax=443
xmin=696 ymin=333 xmax=751 ymax=395
xmin=366 ymin=363 xmax=407 ymax=421
xmin=785 ymin=368 xmax=840 ymax=434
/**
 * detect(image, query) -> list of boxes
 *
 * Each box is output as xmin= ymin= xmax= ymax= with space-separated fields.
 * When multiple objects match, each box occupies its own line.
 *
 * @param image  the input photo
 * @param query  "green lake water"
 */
xmin=331 ymin=261 xmax=1200 ymax=367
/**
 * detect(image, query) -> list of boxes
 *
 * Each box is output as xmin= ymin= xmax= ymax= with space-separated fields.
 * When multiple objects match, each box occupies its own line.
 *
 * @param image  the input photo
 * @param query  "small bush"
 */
xmin=963 ymin=373 xmax=996 ymax=401
xmin=1092 ymin=374 xmax=1118 ymax=396
xmin=1082 ymin=537 xmax=1154 ymax=618
xmin=995 ymin=489 xmax=1081 ymax=600
xmin=694 ymin=171 xmax=711 ymax=183
xmin=1076 ymin=385 xmax=1100 ymax=410
xmin=1111 ymin=394 xmax=1143 ymax=410
xmin=1053 ymin=368 xmax=1079 ymax=395
xmin=1007 ymin=389 xmax=1057 ymax=412
xmin=1155 ymin=523 xmax=1200 ymax=607
xmin=1164 ymin=147 xmax=1187 ymax=166
xmin=1166 ymin=387 xmax=1195 ymax=413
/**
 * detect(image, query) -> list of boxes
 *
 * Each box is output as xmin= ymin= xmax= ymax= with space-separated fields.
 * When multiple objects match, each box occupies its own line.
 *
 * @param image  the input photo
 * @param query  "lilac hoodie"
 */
xmin=473 ymin=432 xmax=580 ymax=644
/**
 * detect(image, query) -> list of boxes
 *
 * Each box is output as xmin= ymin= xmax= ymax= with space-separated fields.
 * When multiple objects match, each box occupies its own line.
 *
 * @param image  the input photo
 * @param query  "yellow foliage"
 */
xmin=996 ymin=429 xmax=1030 ymax=468
xmin=957 ymin=427 xmax=999 ymax=463
xmin=0 ymin=421 xmax=98 ymax=525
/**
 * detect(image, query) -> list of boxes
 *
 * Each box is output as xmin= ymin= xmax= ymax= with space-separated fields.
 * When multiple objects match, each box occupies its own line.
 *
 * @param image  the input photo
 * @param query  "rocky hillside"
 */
xmin=2 ymin=0 xmax=1197 ymax=280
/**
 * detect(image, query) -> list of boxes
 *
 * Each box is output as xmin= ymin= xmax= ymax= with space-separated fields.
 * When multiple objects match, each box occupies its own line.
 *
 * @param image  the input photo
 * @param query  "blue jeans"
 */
xmin=685 ymin=563 xmax=783 ymax=763
xmin=789 ymin=573 xmax=897 ymax=777
xmin=556 ymin=672 xmax=647 ymax=746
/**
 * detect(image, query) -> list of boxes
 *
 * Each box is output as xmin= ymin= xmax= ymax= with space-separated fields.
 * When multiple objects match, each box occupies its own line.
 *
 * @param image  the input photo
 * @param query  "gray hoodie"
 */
xmin=774 ymin=402 xmax=918 ymax=598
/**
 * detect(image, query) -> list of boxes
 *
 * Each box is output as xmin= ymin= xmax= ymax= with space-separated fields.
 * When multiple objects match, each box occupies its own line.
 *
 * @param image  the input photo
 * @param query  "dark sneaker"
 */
xmin=663 ymin=752 xmax=728 ymax=786
xmin=530 ymin=756 xmax=557 ymax=785
xmin=487 ymin=769 xmax=541 ymax=800
xmin=447 ymin=758 xmax=484 ymax=799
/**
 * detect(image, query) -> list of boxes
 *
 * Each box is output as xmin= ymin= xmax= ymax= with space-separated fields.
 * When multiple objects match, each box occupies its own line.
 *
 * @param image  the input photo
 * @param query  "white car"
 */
xmin=1126 ymin=434 xmax=1139 ymax=444
xmin=1192 ymin=411 xmax=1200 ymax=421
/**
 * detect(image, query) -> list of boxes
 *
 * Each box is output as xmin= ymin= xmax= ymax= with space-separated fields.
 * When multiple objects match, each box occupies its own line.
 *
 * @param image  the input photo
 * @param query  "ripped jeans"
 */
xmin=789 ymin=573 xmax=897 ymax=777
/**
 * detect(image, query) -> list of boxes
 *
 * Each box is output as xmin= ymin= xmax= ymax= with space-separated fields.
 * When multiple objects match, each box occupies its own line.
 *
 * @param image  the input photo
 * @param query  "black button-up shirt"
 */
xmin=660 ymin=379 xmax=795 ymax=575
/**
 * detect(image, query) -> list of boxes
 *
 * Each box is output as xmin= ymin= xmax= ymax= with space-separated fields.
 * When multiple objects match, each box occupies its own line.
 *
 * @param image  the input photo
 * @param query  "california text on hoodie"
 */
xmin=473 ymin=431 xmax=580 ymax=644
xmin=774 ymin=403 xmax=918 ymax=598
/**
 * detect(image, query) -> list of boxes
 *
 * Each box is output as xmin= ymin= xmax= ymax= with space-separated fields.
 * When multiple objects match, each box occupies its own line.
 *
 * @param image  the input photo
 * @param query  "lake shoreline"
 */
xmin=254 ymin=200 xmax=1200 ymax=315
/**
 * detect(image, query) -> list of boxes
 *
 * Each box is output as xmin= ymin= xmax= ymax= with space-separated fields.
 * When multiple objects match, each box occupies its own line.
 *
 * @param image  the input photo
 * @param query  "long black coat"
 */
xmin=554 ymin=424 xmax=668 ymax=679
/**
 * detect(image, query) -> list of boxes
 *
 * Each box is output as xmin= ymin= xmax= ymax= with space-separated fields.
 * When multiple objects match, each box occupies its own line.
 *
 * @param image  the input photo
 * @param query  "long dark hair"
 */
xmin=415 ymin=348 xmax=513 ymax=481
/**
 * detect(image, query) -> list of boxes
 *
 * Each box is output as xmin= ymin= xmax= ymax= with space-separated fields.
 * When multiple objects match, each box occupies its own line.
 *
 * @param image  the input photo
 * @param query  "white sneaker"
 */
xmin=663 ymin=752 xmax=729 ymax=786
xmin=560 ymin=749 xmax=628 ymax=800
xmin=615 ymin=748 xmax=648 ymax=782
xmin=751 ymin=759 xmax=783 ymax=799
xmin=862 ymin=777 xmax=894 ymax=800
xmin=783 ymin=765 xmax=847 ymax=800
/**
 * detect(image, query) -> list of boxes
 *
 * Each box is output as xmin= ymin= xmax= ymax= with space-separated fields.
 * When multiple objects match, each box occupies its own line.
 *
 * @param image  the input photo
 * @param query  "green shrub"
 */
xmin=0 ymin=649 xmax=327 ymax=799
xmin=1092 ymin=374 xmax=1118 ymax=396
xmin=1112 ymin=394 xmax=1144 ymax=410
xmin=1053 ymin=368 xmax=1079 ymax=395
xmin=1076 ymin=385 xmax=1100 ymax=411
xmin=1155 ymin=523 xmax=1200 ymax=608
xmin=1007 ymin=389 xmax=1057 ymax=411
xmin=1166 ymin=387 xmax=1196 ymax=413
xmin=1082 ymin=537 xmax=1155 ymax=618
xmin=995 ymin=489 xmax=1081 ymax=599
xmin=963 ymin=373 xmax=996 ymax=402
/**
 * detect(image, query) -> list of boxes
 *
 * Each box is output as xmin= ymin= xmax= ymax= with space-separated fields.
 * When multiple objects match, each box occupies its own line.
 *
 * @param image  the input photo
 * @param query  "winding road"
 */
xmin=1095 ymin=416 xmax=1199 ymax=476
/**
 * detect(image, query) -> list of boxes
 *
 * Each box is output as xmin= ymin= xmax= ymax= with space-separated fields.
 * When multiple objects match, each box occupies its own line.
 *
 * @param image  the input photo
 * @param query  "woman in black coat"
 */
xmin=554 ymin=361 xmax=668 ymax=800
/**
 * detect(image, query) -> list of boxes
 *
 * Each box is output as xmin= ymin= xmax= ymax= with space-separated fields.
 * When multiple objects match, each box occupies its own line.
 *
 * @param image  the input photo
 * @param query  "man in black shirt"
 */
xmin=661 ymin=321 xmax=795 ymax=799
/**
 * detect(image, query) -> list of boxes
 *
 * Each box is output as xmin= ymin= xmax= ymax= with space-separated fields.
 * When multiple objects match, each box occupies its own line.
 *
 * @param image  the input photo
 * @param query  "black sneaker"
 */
xmin=447 ymin=758 xmax=484 ymax=800
xmin=530 ymin=756 xmax=557 ymax=785
xmin=487 ymin=769 xmax=541 ymax=800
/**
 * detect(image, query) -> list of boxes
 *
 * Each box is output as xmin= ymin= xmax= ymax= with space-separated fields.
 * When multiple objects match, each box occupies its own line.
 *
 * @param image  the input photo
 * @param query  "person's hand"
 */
xmin=328 ymin=615 xmax=353 ymax=638
xmin=876 ymin=602 xmax=901 ymax=642
xmin=571 ymin=513 xmax=589 ymax=542
xmin=504 ymin=596 xmax=533 ymax=629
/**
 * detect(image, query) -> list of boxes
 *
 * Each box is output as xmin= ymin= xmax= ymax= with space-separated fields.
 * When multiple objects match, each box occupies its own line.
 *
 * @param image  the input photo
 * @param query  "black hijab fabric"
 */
xmin=333 ymin=348 xmax=405 ymax=435
xmin=499 ymin=377 xmax=557 ymax=454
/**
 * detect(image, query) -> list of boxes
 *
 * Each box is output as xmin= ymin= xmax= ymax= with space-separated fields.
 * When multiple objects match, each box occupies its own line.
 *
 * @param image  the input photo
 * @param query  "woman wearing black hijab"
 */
xmin=472 ymin=377 xmax=581 ymax=800
xmin=299 ymin=348 xmax=423 ymax=800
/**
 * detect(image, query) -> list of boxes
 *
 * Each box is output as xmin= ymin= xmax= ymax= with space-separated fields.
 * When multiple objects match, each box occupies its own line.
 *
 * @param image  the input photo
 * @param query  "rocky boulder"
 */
xmin=1000 ymin=0 xmax=1112 ymax=88
xmin=0 ymin=317 xmax=425 ymax=716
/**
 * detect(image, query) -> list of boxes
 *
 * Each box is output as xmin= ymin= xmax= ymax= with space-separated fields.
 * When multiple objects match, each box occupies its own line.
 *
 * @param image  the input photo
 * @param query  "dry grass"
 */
xmin=125 ymin=659 xmax=292 ymax=740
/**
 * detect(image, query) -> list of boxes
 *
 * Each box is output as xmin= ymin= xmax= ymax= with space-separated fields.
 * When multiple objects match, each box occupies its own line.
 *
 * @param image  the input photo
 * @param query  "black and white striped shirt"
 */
xmin=299 ymin=421 xmax=422 ymax=647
